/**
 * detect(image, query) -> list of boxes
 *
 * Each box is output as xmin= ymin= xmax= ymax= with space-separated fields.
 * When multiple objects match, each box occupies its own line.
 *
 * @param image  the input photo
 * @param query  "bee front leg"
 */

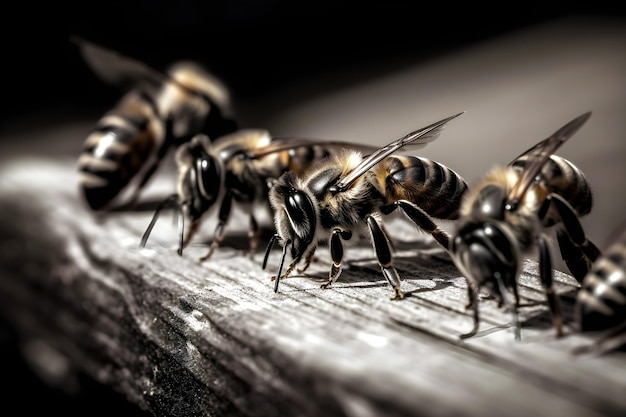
xmin=366 ymin=216 xmax=404 ymax=300
xmin=321 ymin=229 xmax=350 ymax=289
xmin=461 ymin=283 xmax=480 ymax=339
xmin=297 ymin=248 xmax=316 ymax=274
xmin=464 ymin=279 xmax=475 ymax=310
xmin=271 ymin=260 xmax=297 ymax=282
xmin=538 ymin=234 xmax=564 ymax=338
xmin=494 ymin=275 xmax=521 ymax=341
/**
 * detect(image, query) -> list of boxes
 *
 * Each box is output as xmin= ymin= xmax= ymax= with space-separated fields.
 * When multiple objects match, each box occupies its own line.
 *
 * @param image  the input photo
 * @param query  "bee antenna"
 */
xmin=274 ymin=239 xmax=291 ymax=293
xmin=140 ymin=193 xmax=180 ymax=250
xmin=262 ymin=233 xmax=279 ymax=269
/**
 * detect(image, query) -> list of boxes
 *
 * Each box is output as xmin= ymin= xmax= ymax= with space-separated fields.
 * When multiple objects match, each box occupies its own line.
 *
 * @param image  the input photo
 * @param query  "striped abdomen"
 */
xmin=375 ymin=155 xmax=468 ymax=219
xmin=512 ymin=154 xmax=593 ymax=219
xmin=78 ymin=91 xmax=164 ymax=210
xmin=576 ymin=227 xmax=626 ymax=332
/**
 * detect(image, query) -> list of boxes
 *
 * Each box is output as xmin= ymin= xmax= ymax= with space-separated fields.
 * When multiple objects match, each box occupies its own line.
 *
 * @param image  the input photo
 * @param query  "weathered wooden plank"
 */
xmin=0 ymin=157 xmax=625 ymax=417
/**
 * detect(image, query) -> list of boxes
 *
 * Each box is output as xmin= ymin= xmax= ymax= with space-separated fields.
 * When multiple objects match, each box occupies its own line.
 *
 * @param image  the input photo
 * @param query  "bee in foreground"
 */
xmin=449 ymin=112 xmax=601 ymax=341
xmin=140 ymin=129 xmax=383 ymax=260
xmin=74 ymin=37 xmax=238 ymax=211
xmin=263 ymin=112 xmax=467 ymax=299
xmin=573 ymin=223 xmax=626 ymax=355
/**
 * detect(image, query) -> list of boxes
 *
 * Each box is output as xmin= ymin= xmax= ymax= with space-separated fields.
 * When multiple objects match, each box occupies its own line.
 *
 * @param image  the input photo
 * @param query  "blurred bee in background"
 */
xmin=449 ymin=112 xmax=601 ymax=341
xmin=573 ymin=222 xmax=626 ymax=355
xmin=263 ymin=112 xmax=467 ymax=299
xmin=140 ymin=129 xmax=382 ymax=260
xmin=74 ymin=37 xmax=238 ymax=211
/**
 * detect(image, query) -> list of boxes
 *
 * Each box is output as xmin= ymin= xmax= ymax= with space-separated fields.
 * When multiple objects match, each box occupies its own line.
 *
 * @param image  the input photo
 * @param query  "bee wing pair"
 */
xmin=244 ymin=137 xmax=380 ymax=161
xmin=247 ymin=111 xmax=464 ymax=173
xmin=330 ymin=111 xmax=466 ymax=193
xmin=72 ymin=36 xmax=213 ymax=101
xmin=505 ymin=111 xmax=592 ymax=211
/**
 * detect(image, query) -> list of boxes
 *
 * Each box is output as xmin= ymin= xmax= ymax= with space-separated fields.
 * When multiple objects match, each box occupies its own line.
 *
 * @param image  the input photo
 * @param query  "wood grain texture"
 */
xmin=0 ymin=157 xmax=625 ymax=417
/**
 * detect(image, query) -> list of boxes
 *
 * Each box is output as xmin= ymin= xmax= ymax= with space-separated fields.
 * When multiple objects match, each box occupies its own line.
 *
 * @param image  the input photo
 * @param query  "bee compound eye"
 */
xmin=285 ymin=190 xmax=315 ymax=228
xmin=284 ymin=190 xmax=316 ymax=256
xmin=196 ymin=155 xmax=220 ymax=203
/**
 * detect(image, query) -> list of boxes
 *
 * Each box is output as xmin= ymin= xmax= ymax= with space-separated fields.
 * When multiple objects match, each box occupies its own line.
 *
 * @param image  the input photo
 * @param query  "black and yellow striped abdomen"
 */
xmin=77 ymin=91 xmax=163 ymax=210
xmin=375 ymin=155 xmax=468 ymax=219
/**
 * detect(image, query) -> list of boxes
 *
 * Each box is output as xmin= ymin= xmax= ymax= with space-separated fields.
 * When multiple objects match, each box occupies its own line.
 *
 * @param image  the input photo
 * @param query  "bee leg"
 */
xmin=538 ymin=234 xmax=564 ymax=338
xmin=495 ymin=275 xmax=521 ymax=341
xmin=548 ymin=194 xmax=601 ymax=282
xmin=464 ymin=280 xmax=475 ymax=310
xmin=587 ymin=322 xmax=626 ymax=355
xmin=200 ymin=191 xmax=234 ymax=262
xmin=272 ymin=245 xmax=297 ymax=293
xmin=246 ymin=213 xmax=260 ymax=259
xmin=321 ymin=229 xmax=350 ymax=290
xmin=123 ymin=142 xmax=171 ymax=209
xmin=139 ymin=193 xmax=179 ymax=251
xmin=383 ymin=200 xmax=450 ymax=250
xmin=460 ymin=283 xmax=480 ymax=339
xmin=297 ymin=248 xmax=316 ymax=274
xmin=183 ymin=217 xmax=202 ymax=249
xmin=366 ymin=216 xmax=404 ymax=300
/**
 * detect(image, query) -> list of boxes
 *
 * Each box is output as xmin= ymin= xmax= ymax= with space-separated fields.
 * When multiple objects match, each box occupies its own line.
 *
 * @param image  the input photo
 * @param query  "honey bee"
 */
xmin=263 ymin=112 xmax=467 ymax=299
xmin=449 ymin=112 xmax=601 ymax=340
xmin=573 ymin=223 xmax=626 ymax=355
xmin=74 ymin=37 xmax=238 ymax=211
xmin=139 ymin=129 xmax=383 ymax=260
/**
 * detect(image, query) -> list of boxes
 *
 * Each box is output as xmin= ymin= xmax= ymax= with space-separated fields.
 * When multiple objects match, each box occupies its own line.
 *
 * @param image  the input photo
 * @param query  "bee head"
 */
xmin=176 ymin=134 xmax=222 ymax=221
xmin=450 ymin=220 xmax=520 ymax=299
xmin=269 ymin=171 xmax=318 ymax=262
xmin=470 ymin=183 xmax=507 ymax=220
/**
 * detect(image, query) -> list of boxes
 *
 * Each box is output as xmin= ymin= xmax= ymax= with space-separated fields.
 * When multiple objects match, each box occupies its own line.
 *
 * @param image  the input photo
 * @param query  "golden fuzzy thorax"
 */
xmin=319 ymin=151 xmax=382 ymax=228
xmin=462 ymin=165 xmax=546 ymax=220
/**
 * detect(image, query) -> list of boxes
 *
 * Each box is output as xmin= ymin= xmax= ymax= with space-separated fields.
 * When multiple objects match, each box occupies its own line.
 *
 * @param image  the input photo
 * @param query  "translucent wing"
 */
xmin=245 ymin=137 xmax=380 ymax=160
xmin=71 ymin=36 xmax=170 ymax=91
xmin=505 ymin=111 xmax=592 ymax=211
xmin=331 ymin=112 xmax=465 ymax=193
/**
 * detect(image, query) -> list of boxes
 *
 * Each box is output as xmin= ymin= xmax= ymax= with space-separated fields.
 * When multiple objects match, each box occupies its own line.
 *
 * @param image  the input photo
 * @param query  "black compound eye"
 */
xmin=284 ymin=189 xmax=316 ymax=260
xmin=285 ymin=190 xmax=315 ymax=234
xmin=185 ymin=146 xmax=221 ymax=219
xmin=196 ymin=155 xmax=220 ymax=200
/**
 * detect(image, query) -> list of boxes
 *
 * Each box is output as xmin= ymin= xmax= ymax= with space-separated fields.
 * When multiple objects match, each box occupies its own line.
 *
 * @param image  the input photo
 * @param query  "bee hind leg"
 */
xmin=549 ymin=194 xmax=601 ymax=282
xmin=383 ymin=200 xmax=450 ymax=250
xmin=366 ymin=216 xmax=404 ymax=300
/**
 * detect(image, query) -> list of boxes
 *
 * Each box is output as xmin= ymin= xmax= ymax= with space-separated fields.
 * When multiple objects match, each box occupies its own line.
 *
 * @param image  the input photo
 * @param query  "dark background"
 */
xmin=1 ymin=2 xmax=624 ymax=416
xmin=3 ymin=2 xmax=623 ymax=130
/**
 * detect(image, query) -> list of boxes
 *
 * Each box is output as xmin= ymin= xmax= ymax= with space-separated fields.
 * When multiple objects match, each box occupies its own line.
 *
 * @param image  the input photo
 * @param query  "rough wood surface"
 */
xmin=1 ymin=156 xmax=625 ymax=417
